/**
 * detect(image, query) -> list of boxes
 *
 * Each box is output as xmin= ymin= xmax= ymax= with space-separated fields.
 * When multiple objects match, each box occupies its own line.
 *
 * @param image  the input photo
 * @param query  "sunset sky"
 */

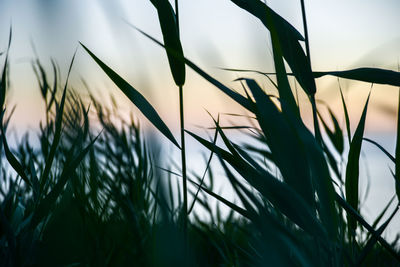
xmin=1 ymin=0 xmax=400 ymax=241
xmin=0 ymin=0 xmax=399 ymax=133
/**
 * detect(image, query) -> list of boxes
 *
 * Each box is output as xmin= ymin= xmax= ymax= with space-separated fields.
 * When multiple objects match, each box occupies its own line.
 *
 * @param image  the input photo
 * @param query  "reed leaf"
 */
xmin=314 ymin=68 xmax=400 ymax=87
xmin=0 ymin=122 xmax=31 ymax=187
xmin=80 ymin=43 xmax=179 ymax=148
xmin=363 ymin=138 xmax=395 ymax=163
xmin=281 ymin=96 xmax=339 ymax=240
xmin=186 ymin=130 xmax=329 ymax=241
xmin=230 ymin=0 xmax=316 ymax=96
xmin=31 ymin=134 xmax=99 ymax=228
xmin=40 ymin=52 xmax=76 ymax=194
xmin=318 ymin=108 xmax=344 ymax=154
xmin=339 ymin=83 xmax=352 ymax=146
xmin=357 ymin=205 xmax=399 ymax=265
xmin=149 ymin=0 xmax=185 ymax=86
xmin=335 ymin=193 xmax=400 ymax=262
xmin=243 ymin=78 xmax=314 ymax=206
xmin=0 ymin=28 xmax=11 ymax=111
xmin=345 ymin=92 xmax=371 ymax=234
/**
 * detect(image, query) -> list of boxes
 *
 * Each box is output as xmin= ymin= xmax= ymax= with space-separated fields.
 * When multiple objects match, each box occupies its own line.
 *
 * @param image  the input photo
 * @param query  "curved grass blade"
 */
xmin=314 ymin=68 xmax=400 ymax=87
xmin=45 ymin=59 xmax=59 ymax=112
xmin=80 ymin=43 xmax=179 ymax=148
xmin=211 ymin=116 xmax=269 ymax=177
xmin=230 ymin=0 xmax=304 ymax=41
xmin=0 ymin=27 xmax=12 ymax=111
xmin=335 ymin=193 xmax=400 ymax=262
xmin=188 ymin=117 xmax=219 ymax=215
xmin=328 ymin=107 xmax=344 ymax=154
xmin=357 ymin=205 xmax=399 ymax=265
xmin=224 ymin=67 xmax=400 ymax=88
xmin=243 ymin=78 xmax=314 ymax=206
xmin=186 ymin=177 xmax=249 ymax=218
xmin=315 ymin=109 xmax=343 ymax=180
xmin=371 ymin=195 xmax=396 ymax=232
xmin=339 ymin=82 xmax=352 ymax=146
xmin=219 ymin=157 xmax=314 ymax=266
xmin=232 ymin=3 xmax=300 ymax=115
xmin=40 ymin=52 xmax=76 ymax=194
xmin=318 ymin=108 xmax=344 ymax=155
xmin=31 ymin=134 xmax=100 ymax=228
xmin=186 ymin=130 xmax=329 ymax=241
xmin=230 ymin=0 xmax=316 ymax=96
xmin=0 ymin=30 xmax=32 ymax=188
xmin=345 ymin=92 xmax=371 ymax=234
xmin=363 ymin=138 xmax=395 ymax=163
xmin=29 ymin=157 xmax=39 ymax=201
xmin=265 ymin=23 xmax=299 ymax=116
xmin=150 ymin=0 xmax=185 ymax=86
xmin=219 ymin=157 xmax=263 ymax=218
xmin=0 ymin=121 xmax=31 ymax=187
xmin=322 ymin=142 xmax=341 ymax=181
xmin=0 ymin=61 xmax=7 ymax=112
xmin=280 ymin=97 xmax=338 ymax=240
xmin=32 ymin=59 xmax=49 ymax=100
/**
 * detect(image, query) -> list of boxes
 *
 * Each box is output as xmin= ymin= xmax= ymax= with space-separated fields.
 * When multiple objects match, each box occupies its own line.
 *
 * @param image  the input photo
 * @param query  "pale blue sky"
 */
xmin=1 ymin=0 xmax=398 ymax=67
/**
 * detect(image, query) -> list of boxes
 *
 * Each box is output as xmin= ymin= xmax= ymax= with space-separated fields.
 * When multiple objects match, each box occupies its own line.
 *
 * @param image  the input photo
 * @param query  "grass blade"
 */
xmin=187 ymin=177 xmax=250 ymax=218
xmin=335 ymin=193 xmax=400 ymax=262
xmin=32 ymin=134 xmax=99 ymax=228
xmin=0 ymin=27 xmax=12 ymax=111
xmin=80 ymin=43 xmax=179 ymax=148
xmin=230 ymin=0 xmax=304 ymax=41
xmin=0 ymin=121 xmax=31 ymax=187
xmin=357 ymin=205 xmax=399 ymax=265
xmin=230 ymin=0 xmax=316 ymax=96
xmin=345 ymin=91 xmax=371 ymax=235
xmin=314 ymin=68 xmax=400 ymax=87
xmin=281 ymin=97 xmax=339 ymax=240
xmin=395 ymin=89 xmax=400 ymax=202
xmin=339 ymin=82 xmax=352 ymax=146
xmin=150 ymin=0 xmax=185 ymax=86
xmin=186 ymin=130 xmax=328 ymax=241
xmin=371 ymin=195 xmax=396 ymax=232
xmin=243 ymin=78 xmax=314 ymax=206
xmin=188 ymin=118 xmax=219 ymax=215
xmin=363 ymin=138 xmax=395 ymax=163
xmin=40 ymin=52 xmax=76 ymax=193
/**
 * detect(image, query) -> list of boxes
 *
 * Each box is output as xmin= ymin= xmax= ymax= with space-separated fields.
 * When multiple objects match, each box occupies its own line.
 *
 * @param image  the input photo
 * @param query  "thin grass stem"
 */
xmin=175 ymin=0 xmax=188 ymax=255
xmin=300 ymin=0 xmax=322 ymax=145
xmin=179 ymin=83 xmax=188 ymax=257
xmin=300 ymin=0 xmax=311 ymax=65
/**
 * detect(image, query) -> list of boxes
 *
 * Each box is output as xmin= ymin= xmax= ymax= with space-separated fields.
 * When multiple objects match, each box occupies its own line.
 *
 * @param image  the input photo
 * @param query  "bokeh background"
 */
xmin=1 ymin=0 xmax=400 ymax=239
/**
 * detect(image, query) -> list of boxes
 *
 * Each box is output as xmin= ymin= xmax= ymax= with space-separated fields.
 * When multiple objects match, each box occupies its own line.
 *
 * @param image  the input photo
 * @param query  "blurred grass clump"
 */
xmin=1 ymin=0 xmax=400 ymax=266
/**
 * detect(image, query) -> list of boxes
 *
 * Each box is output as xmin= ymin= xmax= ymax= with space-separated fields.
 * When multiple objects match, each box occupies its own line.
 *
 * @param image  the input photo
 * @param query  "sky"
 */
xmin=1 ymin=0 xmax=400 ymax=241
xmin=0 ymin=0 xmax=399 ymax=133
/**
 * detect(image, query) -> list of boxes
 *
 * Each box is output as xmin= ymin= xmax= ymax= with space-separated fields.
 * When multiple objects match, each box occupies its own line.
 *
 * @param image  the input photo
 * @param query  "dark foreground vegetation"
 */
xmin=1 ymin=0 xmax=400 ymax=266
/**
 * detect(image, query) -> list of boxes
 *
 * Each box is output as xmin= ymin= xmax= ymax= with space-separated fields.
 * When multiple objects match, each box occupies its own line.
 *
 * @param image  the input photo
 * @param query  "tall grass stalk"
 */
xmin=174 ymin=0 xmax=188 ymax=250
xmin=300 ymin=0 xmax=311 ymax=64
xmin=179 ymin=84 xmax=188 ymax=237
xmin=300 ymin=0 xmax=322 ymax=145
